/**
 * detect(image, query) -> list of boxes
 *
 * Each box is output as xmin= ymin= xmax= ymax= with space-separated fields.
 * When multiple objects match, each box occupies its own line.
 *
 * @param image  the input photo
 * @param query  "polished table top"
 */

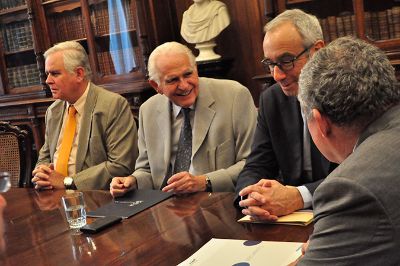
xmin=1 ymin=188 xmax=313 ymax=265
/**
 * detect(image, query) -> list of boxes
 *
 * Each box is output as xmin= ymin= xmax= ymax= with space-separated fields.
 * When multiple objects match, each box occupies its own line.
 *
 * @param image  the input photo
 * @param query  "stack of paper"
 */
xmin=238 ymin=211 xmax=313 ymax=226
xmin=178 ymin=238 xmax=303 ymax=266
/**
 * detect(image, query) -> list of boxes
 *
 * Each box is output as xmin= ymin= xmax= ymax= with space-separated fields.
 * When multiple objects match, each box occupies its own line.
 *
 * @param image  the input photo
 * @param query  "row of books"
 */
xmin=364 ymin=7 xmax=400 ymax=41
xmin=319 ymin=7 xmax=400 ymax=43
xmin=0 ymin=20 xmax=33 ymax=52
xmin=7 ymin=64 xmax=40 ymax=88
xmin=319 ymin=14 xmax=356 ymax=43
xmin=90 ymin=0 xmax=135 ymax=36
xmin=0 ymin=0 xmax=25 ymax=10
xmin=50 ymin=9 xmax=86 ymax=42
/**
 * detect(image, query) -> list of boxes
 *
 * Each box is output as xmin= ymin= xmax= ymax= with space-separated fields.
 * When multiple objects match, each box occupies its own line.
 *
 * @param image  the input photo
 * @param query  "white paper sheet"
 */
xmin=178 ymin=238 xmax=303 ymax=266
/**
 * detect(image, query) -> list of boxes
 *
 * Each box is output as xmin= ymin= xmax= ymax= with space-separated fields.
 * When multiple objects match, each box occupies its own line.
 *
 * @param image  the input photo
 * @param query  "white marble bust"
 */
xmin=181 ymin=0 xmax=230 ymax=44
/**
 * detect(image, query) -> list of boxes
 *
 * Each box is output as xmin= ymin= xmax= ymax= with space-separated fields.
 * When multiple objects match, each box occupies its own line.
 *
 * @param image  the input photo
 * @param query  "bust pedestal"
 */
xmin=195 ymin=39 xmax=221 ymax=62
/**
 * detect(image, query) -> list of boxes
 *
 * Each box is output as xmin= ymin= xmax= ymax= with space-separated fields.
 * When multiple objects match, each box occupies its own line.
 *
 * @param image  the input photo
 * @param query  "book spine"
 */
xmin=327 ymin=16 xmax=338 ymax=41
xmin=392 ymin=7 xmax=400 ymax=39
xmin=336 ymin=16 xmax=345 ymax=37
xmin=387 ymin=9 xmax=394 ymax=39
xmin=377 ymin=10 xmax=389 ymax=40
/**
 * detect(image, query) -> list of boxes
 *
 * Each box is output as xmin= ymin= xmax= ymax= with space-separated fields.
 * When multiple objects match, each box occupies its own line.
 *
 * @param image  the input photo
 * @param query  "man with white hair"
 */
xmin=110 ymin=41 xmax=256 ymax=195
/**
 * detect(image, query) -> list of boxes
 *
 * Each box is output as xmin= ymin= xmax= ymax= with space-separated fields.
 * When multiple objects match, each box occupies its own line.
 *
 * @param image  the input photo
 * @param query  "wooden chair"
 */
xmin=0 ymin=122 xmax=32 ymax=187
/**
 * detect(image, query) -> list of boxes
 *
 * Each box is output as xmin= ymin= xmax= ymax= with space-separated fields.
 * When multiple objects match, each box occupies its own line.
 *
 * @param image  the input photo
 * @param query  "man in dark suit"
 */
xmin=236 ymin=9 xmax=335 ymax=220
xmin=294 ymin=36 xmax=400 ymax=265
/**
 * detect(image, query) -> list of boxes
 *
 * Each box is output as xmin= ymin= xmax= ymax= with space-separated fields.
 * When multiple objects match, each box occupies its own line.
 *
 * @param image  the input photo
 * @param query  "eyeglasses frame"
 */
xmin=261 ymin=45 xmax=313 ymax=73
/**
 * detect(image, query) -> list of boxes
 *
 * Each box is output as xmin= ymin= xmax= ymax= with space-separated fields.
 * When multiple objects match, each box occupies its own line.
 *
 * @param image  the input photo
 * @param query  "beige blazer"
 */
xmin=134 ymin=77 xmax=257 ymax=192
xmin=36 ymin=84 xmax=138 ymax=190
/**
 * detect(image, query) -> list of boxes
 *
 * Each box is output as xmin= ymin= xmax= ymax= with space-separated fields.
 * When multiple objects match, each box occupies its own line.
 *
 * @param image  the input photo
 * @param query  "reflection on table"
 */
xmin=2 ymin=189 xmax=313 ymax=265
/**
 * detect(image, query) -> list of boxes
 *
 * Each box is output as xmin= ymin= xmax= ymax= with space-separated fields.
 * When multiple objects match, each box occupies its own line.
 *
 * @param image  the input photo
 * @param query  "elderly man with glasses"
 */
xmin=235 ymin=9 xmax=337 ymax=221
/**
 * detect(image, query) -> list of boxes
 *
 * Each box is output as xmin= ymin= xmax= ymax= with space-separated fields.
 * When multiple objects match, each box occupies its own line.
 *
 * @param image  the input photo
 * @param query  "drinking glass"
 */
xmin=61 ymin=192 xmax=86 ymax=234
xmin=0 ymin=172 xmax=11 ymax=193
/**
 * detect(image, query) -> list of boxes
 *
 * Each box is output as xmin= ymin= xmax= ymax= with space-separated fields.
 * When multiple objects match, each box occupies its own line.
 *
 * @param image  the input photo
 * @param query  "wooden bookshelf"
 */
xmin=0 ymin=0 xmax=178 ymax=155
xmin=272 ymin=0 xmax=400 ymax=74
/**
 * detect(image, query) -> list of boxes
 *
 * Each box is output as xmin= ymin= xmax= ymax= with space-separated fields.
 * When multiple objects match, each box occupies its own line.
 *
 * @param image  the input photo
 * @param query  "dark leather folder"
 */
xmin=87 ymin=190 xmax=173 ymax=219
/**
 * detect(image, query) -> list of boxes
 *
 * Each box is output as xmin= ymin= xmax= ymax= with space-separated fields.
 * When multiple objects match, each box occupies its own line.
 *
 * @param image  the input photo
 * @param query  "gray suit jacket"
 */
xmin=133 ymin=77 xmax=257 ymax=192
xmin=36 ymin=84 xmax=138 ymax=190
xmin=299 ymin=104 xmax=400 ymax=265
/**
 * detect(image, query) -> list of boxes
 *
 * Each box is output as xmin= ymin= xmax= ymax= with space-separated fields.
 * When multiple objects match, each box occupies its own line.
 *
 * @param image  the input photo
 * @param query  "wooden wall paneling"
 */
xmin=221 ymin=0 xmax=267 ymax=104
xmin=27 ymin=0 xmax=48 ymax=93
xmin=172 ymin=0 xmax=198 ymax=60
xmin=152 ymin=0 xmax=180 ymax=45
xmin=80 ymin=0 xmax=99 ymax=82
xmin=135 ymin=0 xmax=180 ymax=75
xmin=0 ymin=49 xmax=7 ymax=95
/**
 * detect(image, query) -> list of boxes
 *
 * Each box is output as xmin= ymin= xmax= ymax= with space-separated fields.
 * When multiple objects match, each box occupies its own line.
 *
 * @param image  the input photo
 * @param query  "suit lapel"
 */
xmin=192 ymin=86 xmax=215 ymax=157
xmin=75 ymin=84 xmax=97 ymax=172
xmin=156 ymin=96 xmax=172 ymax=175
xmin=49 ymin=101 xmax=66 ymax=160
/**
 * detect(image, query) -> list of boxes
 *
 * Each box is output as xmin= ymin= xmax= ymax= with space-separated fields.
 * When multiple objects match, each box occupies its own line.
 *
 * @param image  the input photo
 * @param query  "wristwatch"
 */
xmin=63 ymin=176 xmax=75 ymax=190
xmin=205 ymin=176 xmax=212 ymax=192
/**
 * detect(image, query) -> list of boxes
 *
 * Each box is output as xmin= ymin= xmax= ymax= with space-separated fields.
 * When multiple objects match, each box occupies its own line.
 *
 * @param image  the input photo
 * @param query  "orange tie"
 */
xmin=56 ymin=105 xmax=77 ymax=176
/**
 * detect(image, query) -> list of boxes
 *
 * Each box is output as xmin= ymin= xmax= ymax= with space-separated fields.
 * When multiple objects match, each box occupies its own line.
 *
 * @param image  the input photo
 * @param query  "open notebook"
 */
xmin=178 ymin=238 xmax=303 ymax=266
xmin=238 ymin=211 xmax=313 ymax=226
xmin=87 ymin=190 xmax=173 ymax=219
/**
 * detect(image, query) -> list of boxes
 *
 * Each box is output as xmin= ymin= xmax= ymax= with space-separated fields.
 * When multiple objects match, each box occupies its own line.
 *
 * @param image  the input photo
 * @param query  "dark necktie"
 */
xmin=173 ymin=108 xmax=192 ymax=174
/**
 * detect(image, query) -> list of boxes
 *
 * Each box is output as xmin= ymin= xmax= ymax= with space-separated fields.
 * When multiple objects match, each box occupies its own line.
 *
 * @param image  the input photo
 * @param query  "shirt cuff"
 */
xmin=296 ymin=185 xmax=312 ymax=209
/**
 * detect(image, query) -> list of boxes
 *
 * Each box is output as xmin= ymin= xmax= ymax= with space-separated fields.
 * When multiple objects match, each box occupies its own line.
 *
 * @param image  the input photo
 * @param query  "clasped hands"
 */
xmin=32 ymin=164 xmax=65 ymax=190
xmin=238 ymin=179 xmax=304 ymax=222
xmin=110 ymin=171 xmax=207 ymax=197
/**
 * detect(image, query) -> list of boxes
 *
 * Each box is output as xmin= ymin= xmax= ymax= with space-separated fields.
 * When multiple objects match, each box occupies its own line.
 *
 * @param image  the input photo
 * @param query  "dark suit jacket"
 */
xmin=36 ymin=84 xmax=138 ymax=190
xmin=235 ymin=83 xmax=335 ymax=205
xmin=299 ymin=104 xmax=400 ymax=265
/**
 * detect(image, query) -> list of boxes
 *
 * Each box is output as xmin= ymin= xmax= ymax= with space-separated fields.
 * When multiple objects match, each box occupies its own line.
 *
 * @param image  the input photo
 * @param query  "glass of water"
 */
xmin=0 ymin=172 xmax=11 ymax=193
xmin=61 ymin=192 xmax=86 ymax=234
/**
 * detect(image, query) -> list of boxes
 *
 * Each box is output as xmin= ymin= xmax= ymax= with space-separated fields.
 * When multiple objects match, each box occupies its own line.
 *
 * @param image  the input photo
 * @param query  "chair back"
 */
xmin=0 ymin=122 xmax=32 ymax=187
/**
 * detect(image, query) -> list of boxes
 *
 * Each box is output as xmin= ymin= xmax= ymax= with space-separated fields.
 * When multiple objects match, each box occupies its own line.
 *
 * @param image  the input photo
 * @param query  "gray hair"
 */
xmin=299 ymin=36 xmax=400 ymax=129
xmin=44 ymin=41 xmax=92 ymax=80
xmin=148 ymin=42 xmax=196 ymax=84
xmin=264 ymin=9 xmax=323 ymax=48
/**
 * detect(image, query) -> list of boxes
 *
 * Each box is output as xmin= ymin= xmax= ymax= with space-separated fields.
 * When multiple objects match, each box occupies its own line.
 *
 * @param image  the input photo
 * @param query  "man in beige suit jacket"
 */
xmin=32 ymin=41 xmax=137 ymax=190
xmin=110 ymin=42 xmax=256 ymax=195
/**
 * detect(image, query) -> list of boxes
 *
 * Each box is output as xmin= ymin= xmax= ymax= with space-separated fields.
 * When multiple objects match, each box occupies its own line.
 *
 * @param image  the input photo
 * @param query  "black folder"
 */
xmin=87 ymin=190 xmax=173 ymax=219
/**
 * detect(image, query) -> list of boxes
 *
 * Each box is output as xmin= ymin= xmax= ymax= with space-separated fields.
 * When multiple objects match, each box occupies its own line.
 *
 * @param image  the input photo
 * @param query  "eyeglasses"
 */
xmin=261 ymin=46 xmax=312 ymax=73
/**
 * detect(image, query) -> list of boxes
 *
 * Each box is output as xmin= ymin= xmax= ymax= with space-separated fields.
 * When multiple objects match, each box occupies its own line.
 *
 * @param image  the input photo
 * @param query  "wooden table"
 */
xmin=1 ymin=188 xmax=313 ymax=265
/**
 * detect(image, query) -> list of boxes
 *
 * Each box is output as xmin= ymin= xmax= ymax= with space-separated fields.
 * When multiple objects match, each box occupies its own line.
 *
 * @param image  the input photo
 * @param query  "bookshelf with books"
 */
xmin=88 ymin=0 xmax=142 ymax=81
xmin=0 ymin=1 xmax=42 ymax=96
xmin=0 ymin=0 xmax=179 ymax=156
xmin=271 ymin=0 xmax=400 ymax=77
